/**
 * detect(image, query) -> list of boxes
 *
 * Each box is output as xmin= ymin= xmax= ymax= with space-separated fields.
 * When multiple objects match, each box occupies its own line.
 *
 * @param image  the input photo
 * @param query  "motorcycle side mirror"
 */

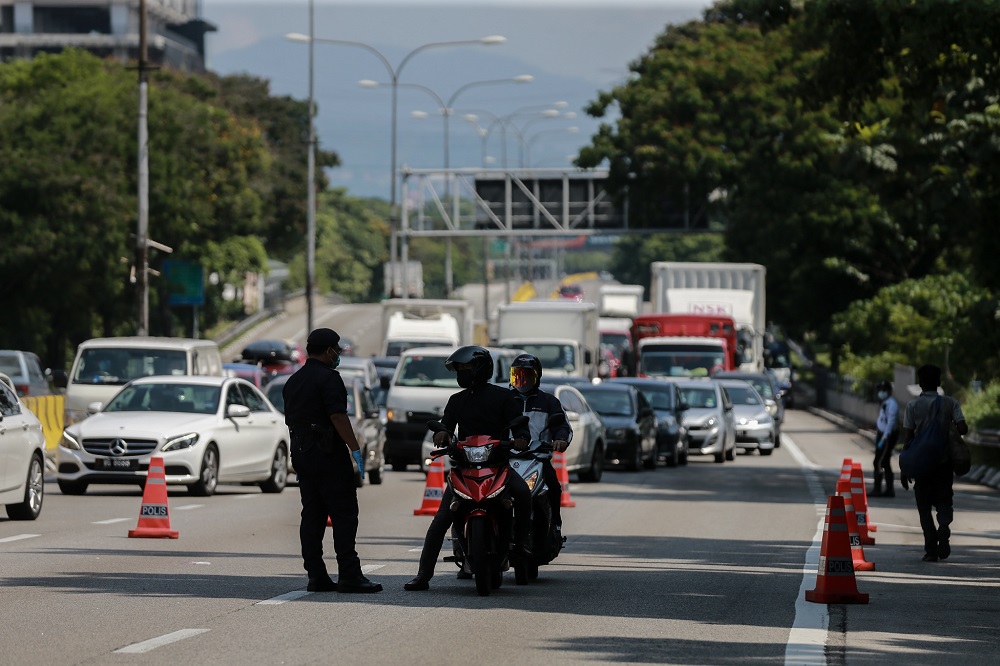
xmin=545 ymin=412 xmax=566 ymax=428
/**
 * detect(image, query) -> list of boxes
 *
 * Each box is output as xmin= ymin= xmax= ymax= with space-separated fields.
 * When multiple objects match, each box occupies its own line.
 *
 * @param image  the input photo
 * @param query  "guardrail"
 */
xmin=21 ymin=394 xmax=64 ymax=453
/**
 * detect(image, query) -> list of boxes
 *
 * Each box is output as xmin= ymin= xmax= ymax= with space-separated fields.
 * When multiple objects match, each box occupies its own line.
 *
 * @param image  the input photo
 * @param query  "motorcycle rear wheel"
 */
xmin=468 ymin=518 xmax=491 ymax=597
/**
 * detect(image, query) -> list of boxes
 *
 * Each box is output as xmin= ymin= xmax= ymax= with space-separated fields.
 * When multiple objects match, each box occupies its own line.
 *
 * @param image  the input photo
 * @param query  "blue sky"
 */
xmin=201 ymin=1 xmax=713 ymax=196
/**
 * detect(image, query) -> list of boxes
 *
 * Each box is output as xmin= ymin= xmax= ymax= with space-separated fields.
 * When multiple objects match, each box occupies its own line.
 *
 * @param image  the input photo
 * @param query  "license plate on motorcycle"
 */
xmin=96 ymin=457 xmax=138 ymax=470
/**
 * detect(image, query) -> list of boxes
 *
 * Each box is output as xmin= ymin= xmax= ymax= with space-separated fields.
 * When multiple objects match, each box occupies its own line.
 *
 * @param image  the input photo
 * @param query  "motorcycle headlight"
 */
xmin=524 ymin=471 xmax=539 ymax=492
xmin=162 ymin=432 xmax=199 ymax=452
xmin=486 ymin=486 xmax=506 ymax=499
xmin=453 ymin=487 xmax=473 ymax=500
xmin=463 ymin=444 xmax=492 ymax=463
xmin=60 ymin=430 xmax=82 ymax=451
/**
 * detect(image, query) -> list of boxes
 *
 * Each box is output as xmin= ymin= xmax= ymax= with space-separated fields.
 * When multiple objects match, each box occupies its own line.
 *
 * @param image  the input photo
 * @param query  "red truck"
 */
xmin=630 ymin=314 xmax=740 ymax=376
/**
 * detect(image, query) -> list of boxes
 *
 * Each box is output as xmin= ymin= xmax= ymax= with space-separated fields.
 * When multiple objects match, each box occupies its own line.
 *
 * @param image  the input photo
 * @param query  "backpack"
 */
xmin=899 ymin=396 xmax=949 ymax=479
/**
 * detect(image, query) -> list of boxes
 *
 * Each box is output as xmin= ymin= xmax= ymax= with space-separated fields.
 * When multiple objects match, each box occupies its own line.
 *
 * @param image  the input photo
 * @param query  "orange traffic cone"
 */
xmin=553 ymin=451 xmax=576 ymax=508
xmin=805 ymin=494 xmax=869 ymax=604
xmin=850 ymin=463 xmax=876 ymax=544
xmin=851 ymin=462 xmax=877 ymax=533
xmin=840 ymin=458 xmax=854 ymax=482
xmin=128 ymin=457 xmax=179 ymax=539
xmin=414 ymin=457 xmax=446 ymax=516
xmin=836 ymin=479 xmax=874 ymax=571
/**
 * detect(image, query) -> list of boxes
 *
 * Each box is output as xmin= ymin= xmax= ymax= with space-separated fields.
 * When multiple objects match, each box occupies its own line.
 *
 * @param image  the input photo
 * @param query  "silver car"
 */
xmin=674 ymin=380 xmax=736 ymax=463
xmin=716 ymin=379 xmax=775 ymax=455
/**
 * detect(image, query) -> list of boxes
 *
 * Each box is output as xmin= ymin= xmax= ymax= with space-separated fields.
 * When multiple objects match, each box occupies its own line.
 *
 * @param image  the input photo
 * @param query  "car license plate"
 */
xmin=97 ymin=457 xmax=138 ymax=470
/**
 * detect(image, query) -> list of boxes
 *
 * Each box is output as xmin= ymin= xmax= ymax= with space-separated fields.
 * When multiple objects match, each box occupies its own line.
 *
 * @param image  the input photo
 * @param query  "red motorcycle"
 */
xmin=428 ymin=417 xmax=528 ymax=597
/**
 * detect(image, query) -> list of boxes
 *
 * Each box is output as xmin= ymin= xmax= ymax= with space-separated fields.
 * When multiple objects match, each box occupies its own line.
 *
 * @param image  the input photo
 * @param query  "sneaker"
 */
xmin=337 ymin=575 xmax=383 ymax=593
xmin=938 ymin=540 xmax=951 ymax=560
xmin=306 ymin=575 xmax=337 ymax=592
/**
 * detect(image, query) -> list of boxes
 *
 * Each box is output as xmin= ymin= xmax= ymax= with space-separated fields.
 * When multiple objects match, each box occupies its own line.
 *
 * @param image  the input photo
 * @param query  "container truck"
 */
xmin=380 ymin=298 xmax=475 ymax=357
xmin=496 ymin=300 xmax=600 ymax=379
xmin=383 ymin=261 xmax=424 ymax=299
xmin=649 ymin=262 xmax=766 ymax=372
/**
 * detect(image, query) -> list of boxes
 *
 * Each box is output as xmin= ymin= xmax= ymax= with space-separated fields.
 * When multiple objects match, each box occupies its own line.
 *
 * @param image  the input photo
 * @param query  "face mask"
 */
xmin=329 ymin=349 xmax=341 ymax=369
xmin=877 ymin=391 xmax=888 ymax=400
xmin=456 ymin=368 xmax=476 ymax=388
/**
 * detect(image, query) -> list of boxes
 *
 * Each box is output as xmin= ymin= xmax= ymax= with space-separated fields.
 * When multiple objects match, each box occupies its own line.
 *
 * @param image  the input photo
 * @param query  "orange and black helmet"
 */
xmin=509 ymin=353 xmax=542 ymax=393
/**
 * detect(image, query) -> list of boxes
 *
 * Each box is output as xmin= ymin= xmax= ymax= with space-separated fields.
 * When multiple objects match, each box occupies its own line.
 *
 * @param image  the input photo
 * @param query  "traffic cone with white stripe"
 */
xmin=128 ymin=457 xmax=179 ymax=539
xmin=840 ymin=458 xmax=854 ymax=482
xmin=805 ymin=494 xmax=869 ymax=604
xmin=850 ymin=463 xmax=876 ymax=544
xmin=836 ymin=479 xmax=874 ymax=571
xmin=414 ymin=457 xmax=445 ymax=516
xmin=553 ymin=451 xmax=576 ymax=508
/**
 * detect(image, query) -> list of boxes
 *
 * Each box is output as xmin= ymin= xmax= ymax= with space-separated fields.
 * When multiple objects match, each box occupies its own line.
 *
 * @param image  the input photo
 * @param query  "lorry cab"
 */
xmin=632 ymin=313 xmax=741 ymax=371
xmin=635 ymin=336 xmax=731 ymax=379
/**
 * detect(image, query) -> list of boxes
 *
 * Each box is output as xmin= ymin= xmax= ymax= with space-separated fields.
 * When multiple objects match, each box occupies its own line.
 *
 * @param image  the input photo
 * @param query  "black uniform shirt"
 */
xmin=282 ymin=358 xmax=348 ymax=443
xmin=441 ymin=382 xmax=530 ymax=442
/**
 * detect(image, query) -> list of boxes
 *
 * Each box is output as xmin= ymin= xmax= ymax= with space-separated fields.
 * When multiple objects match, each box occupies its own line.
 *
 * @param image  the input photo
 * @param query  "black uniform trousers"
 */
xmin=291 ymin=433 xmax=362 ymax=580
xmin=914 ymin=465 xmax=954 ymax=557
xmin=874 ymin=429 xmax=898 ymax=490
xmin=416 ymin=469 xmax=532 ymax=578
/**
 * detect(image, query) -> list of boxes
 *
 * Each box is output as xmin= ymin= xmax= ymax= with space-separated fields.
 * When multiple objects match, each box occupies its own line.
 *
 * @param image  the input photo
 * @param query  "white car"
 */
xmin=56 ymin=376 xmax=289 ymax=496
xmin=0 ymin=375 xmax=46 ymax=519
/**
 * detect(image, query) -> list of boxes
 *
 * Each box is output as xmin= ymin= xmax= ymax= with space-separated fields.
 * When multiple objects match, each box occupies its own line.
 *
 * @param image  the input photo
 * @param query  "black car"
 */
xmin=575 ymin=382 xmax=657 ymax=471
xmin=609 ymin=377 xmax=689 ymax=467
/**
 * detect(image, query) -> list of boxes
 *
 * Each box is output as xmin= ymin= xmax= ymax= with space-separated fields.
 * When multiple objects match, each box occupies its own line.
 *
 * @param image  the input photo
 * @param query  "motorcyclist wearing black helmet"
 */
xmin=509 ymin=353 xmax=573 ymax=535
xmin=404 ymin=345 xmax=532 ymax=591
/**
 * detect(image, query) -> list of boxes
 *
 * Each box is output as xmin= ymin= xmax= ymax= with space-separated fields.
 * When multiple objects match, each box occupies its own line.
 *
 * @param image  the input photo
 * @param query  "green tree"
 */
xmin=609 ymin=234 xmax=725 ymax=290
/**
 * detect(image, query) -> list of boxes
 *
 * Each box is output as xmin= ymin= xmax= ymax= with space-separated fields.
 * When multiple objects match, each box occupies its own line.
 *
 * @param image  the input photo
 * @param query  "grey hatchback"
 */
xmin=674 ymin=380 xmax=737 ymax=463
xmin=0 ymin=350 xmax=52 ymax=398
xmin=712 ymin=371 xmax=784 ymax=447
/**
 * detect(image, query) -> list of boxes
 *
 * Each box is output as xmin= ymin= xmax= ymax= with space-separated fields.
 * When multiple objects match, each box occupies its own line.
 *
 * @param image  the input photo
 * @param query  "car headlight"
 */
xmin=64 ymin=409 xmax=90 ymax=427
xmin=705 ymin=417 xmax=717 ymax=428
xmin=387 ymin=408 xmax=405 ymax=422
xmin=162 ymin=433 xmax=199 ymax=452
xmin=765 ymin=403 xmax=777 ymax=417
xmin=610 ymin=428 xmax=626 ymax=439
xmin=60 ymin=430 xmax=82 ymax=450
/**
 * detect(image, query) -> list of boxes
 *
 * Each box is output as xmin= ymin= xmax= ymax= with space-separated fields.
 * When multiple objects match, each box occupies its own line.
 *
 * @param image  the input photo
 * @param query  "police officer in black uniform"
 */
xmin=282 ymin=328 xmax=382 ymax=593
xmin=404 ymin=345 xmax=532 ymax=591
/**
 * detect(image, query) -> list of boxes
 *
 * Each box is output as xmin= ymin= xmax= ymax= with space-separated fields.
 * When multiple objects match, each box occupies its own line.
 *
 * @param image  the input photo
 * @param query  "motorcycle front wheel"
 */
xmin=468 ymin=517 xmax=492 ymax=597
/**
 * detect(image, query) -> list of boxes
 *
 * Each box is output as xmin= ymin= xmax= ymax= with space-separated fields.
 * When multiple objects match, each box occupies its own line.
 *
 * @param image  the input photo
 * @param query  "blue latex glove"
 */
xmin=352 ymin=449 xmax=365 ymax=480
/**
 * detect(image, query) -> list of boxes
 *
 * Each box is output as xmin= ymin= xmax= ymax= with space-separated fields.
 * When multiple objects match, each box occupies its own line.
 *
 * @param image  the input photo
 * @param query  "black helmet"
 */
xmin=875 ymin=380 xmax=892 ymax=393
xmin=510 ymin=353 xmax=542 ymax=393
xmin=445 ymin=345 xmax=493 ymax=384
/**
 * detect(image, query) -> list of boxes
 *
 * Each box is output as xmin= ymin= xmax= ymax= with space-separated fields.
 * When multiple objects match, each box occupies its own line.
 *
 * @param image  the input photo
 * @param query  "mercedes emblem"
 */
xmin=109 ymin=438 xmax=128 ymax=456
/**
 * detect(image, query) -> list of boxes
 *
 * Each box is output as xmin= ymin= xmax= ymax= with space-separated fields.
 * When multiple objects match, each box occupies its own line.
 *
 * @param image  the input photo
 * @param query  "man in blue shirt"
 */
xmin=872 ymin=380 xmax=899 ymax=497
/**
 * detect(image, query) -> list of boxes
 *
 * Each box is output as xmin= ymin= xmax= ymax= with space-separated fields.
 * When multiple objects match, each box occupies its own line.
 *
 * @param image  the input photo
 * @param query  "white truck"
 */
xmin=496 ymin=300 xmax=600 ymax=379
xmin=649 ymin=262 xmax=766 ymax=372
xmin=597 ymin=283 xmax=645 ymax=318
xmin=383 ymin=261 xmax=424 ymax=299
xmin=380 ymin=298 xmax=475 ymax=357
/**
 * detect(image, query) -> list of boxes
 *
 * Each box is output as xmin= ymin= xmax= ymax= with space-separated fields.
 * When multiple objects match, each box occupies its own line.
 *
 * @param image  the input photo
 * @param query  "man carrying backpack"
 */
xmin=899 ymin=364 xmax=968 ymax=562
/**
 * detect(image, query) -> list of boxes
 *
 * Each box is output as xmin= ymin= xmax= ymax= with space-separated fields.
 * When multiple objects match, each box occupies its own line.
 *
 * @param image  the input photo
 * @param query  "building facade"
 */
xmin=0 ymin=0 xmax=215 ymax=71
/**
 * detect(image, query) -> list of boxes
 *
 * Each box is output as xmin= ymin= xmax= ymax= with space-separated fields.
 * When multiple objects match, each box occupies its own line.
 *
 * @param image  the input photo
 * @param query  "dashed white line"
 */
xmin=113 ymin=628 xmax=209 ymax=654
xmin=256 ymin=564 xmax=387 ymax=605
xmin=93 ymin=518 xmax=131 ymax=525
xmin=0 ymin=534 xmax=40 ymax=543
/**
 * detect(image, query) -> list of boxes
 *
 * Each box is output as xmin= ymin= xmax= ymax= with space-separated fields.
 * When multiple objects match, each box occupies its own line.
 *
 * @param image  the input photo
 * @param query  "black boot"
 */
xmin=404 ymin=573 xmax=431 ymax=591
xmin=884 ymin=472 xmax=895 ymax=497
xmin=870 ymin=474 xmax=883 ymax=497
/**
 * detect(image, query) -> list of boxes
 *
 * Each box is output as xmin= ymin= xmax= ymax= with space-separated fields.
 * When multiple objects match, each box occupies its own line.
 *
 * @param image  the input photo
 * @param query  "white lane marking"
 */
xmin=408 ymin=548 xmax=422 ymax=552
xmin=113 ymin=628 xmax=210 ymax=654
xmin=257 ymin=590 xmax=310 ymax=605
xmin=257 ymin=564 xmax=386 ymax=605
xmin=93 ymin=518 xmax=131 ymax=525
xmin=237 ymin=495 xmax=259 ymax=500
xmin=0 ymin=534 xmax=40 ymax=543
xmin=782 ymin=435 xmax=829 ymax=666
xmin=175 ymin=504 xmax=204 ymax=511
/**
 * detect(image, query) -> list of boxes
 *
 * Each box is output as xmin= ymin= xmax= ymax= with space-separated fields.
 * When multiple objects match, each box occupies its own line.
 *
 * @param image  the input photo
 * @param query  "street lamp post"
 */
xmin=524 ymin=125 xmax=579 ymax=167
xmin=305 ymin=0 xmax=316 ymax=333
xmin=286 ymin=32 xmax=507 ymax=298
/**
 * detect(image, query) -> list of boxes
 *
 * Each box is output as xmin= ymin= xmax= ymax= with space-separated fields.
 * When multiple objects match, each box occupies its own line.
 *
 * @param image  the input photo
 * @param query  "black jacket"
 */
xmin=441 ymin=382 xmax=530 ymax=442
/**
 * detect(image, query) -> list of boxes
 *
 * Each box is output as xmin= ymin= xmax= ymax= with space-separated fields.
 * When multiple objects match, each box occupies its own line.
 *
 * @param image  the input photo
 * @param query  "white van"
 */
xmin=64 ymin=337 xmax=223 ymax=425
xmin=383 ymin=346 xmax=523 ymax=471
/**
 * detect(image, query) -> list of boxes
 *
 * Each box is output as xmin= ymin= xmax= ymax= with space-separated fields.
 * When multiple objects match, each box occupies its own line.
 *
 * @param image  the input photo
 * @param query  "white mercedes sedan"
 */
xmin=56 ymin=376 xmax=289 ymax=496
